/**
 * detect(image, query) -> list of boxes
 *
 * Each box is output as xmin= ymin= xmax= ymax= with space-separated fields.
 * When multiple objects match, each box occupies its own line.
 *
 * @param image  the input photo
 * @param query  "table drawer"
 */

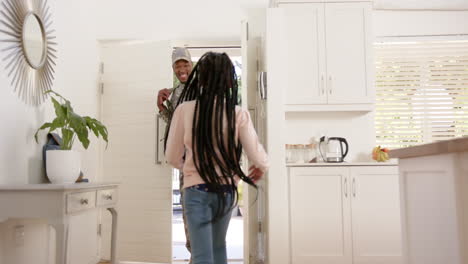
xmin=67 ymin=191 xmax=96 ymax=213
xmin=97 ymin=188 xmax=118 ymax=206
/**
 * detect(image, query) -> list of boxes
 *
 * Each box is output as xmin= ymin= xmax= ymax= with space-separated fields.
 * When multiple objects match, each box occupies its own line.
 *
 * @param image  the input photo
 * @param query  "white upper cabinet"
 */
xmin=279 ymin=2 xmax=373 ymax=111
xmin=325 ymin=3 xmax=372 ymax=104
xmin=282 ymin=4 xmax=326 ymax=105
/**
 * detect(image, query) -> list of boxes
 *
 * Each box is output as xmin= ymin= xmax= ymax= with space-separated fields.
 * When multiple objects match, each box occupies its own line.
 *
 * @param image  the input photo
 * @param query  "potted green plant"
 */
xmin=35 ymin=90 xmax=108 ymax=184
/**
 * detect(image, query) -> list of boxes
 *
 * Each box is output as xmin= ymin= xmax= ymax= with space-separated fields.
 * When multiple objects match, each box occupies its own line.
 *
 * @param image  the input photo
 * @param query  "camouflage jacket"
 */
xmin=160 ymin=83 xmax=184 ymax=124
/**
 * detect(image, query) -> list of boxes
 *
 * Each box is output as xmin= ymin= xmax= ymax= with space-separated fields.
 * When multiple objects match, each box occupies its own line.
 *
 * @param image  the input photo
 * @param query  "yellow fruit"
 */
xmin=383 ymin=152 xmax=389 ymax=160
xmin=378 ymin=152 xmax=384 ymax=162
xmin=372 ymin=146 xmax=390 ymax=162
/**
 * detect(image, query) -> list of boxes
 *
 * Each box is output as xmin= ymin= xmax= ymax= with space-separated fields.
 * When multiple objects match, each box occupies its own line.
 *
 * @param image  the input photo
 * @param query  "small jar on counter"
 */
xmin=303 ymin=143 xmax=316 ymax=163
xmin=285 ymin=144 xmax=294 ymax=163
xmin=294 ymin=144 xmax=305 ymax=163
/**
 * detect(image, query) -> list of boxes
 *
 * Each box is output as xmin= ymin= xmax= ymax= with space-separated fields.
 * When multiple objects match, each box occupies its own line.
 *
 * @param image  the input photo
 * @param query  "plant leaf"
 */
xmin=76 ymin=126 xmax=90 ymax=149
xmin=95 ymin=120 xmax=109 ymax=143
xmin=84 ymin=116 xmax=99 ymax=137
xmin=46 ymin=90 xmax=68 ymax=103
xmin=34 ymin=122 xmax=52 ymax=143
xmin=61 ymin=128 xmax=74 ymax=150
xmin=69 ymin=112 xmax=90 ymax=149
xmin=89 ymin=117 xmax=109 ymax=148
xmin=49 ymin=117 xmax=65 ymax=132
xmin=64 ymin=100 xmax=74 ymax=118
xmin=38 ymin=90 xmax=107 ymax=150
xmin=51 ymin=97 xmax=66 ymax=120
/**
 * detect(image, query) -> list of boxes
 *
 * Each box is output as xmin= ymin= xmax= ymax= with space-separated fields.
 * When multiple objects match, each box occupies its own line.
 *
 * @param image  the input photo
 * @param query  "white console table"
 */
xmin=0 ymin=182 xmax=119 ymax=264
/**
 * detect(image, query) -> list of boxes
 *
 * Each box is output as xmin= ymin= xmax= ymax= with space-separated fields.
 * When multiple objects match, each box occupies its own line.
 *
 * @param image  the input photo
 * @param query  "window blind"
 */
xmin=375 ymin=40 xmax=468 ymax=148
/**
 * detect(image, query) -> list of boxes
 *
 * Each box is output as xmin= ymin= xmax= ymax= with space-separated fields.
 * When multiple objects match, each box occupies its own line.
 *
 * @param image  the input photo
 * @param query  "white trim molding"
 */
xmin=374 ymin=0 xmax=468 ymax=10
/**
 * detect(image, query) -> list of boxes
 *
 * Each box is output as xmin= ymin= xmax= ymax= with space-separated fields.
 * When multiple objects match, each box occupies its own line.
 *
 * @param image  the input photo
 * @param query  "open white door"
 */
xmin=265 ymin=8 xmax=289 ymax=264
xmin=99 ymin=41 xmax=173 ymax=263
xmin=241 ymin=20 xmax=268 ymax=264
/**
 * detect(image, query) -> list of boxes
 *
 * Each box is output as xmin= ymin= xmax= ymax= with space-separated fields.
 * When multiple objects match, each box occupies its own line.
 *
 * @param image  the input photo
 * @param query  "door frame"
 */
xmin=96 ymin=39 xmax=258 ymax=263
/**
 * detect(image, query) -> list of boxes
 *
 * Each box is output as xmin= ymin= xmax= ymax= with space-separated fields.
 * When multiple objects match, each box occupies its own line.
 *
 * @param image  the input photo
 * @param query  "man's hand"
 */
xmin=157 ymin=88 xmax=172 ymax=112
xmin=248 ymin=165 xmax=264 ymax=183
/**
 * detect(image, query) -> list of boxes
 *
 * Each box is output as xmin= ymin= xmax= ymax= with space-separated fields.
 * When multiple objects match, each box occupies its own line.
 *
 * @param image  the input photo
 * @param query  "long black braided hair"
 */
xmin=166 ymin=52 xmax=257 ymax=222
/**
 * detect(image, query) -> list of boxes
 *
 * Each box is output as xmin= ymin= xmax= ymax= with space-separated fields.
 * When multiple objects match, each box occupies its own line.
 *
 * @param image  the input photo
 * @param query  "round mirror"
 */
xmin=22 ymin=13 xmax=46 ymax=69
xmin=0 ymin=0 xmax=57 ymax=105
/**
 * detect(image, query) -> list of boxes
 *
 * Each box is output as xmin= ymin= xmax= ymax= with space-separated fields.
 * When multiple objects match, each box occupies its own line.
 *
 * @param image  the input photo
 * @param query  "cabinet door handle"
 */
xmin=80 ymin=198 xmax=89 ymax=205
xmin=321 ymin=75 xmax=325 ymax=95
xmin=328 ymin=76 xmax=333 ymax=95
xmin=104 ymin=194 xmax=113 ymax=200
xmin=352 ymin=178 xmax=356 ymax=197
xmin=344 ymin=178 xmax=348 ymax=197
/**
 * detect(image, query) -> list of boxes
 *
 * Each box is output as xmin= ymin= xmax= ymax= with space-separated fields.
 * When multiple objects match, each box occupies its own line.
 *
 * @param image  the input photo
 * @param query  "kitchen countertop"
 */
xmin=389 ymin=137 xmax=468 ymax=159
xmin=0 ymin=182 xmax=119 ymax=191
xmin=287 ymin=161 xmax=398 ymax=167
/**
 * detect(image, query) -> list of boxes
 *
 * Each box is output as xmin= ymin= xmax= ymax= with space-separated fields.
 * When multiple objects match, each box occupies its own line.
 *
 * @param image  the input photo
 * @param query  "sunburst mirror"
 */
xmin=0 ymin=0 xmax=57 ymax=105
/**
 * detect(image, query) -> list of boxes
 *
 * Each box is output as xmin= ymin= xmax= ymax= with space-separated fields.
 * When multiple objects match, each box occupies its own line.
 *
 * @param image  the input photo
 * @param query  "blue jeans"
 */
xmin=183 ymin=187 xmax=234 ymax=264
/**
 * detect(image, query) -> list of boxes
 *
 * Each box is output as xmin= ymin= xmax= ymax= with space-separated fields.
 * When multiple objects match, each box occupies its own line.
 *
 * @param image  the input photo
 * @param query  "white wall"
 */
xmin=285 ymin=112 xmax=376 ymax=162
xmin=373 ymin=10 xmax=468 ymax=37
xmin=374 ymin=0 xmax=468 ymax=10
xmin=96 ymin=0 xmax=271 ymax=42
xmin=0 ymin=0 xmax=100 ymax=263
xmin=0 ymin=0 xmax=100 ymax=185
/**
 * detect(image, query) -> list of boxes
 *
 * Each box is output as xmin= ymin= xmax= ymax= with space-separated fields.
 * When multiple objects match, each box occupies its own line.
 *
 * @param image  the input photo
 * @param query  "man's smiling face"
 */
xmin=173 ymin=60 xmax=193 ymax=84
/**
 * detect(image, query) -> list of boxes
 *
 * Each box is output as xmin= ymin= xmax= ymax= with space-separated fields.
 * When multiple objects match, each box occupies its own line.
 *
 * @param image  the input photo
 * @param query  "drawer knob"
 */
xmin=80 ymin=198 xmax=89 ymax=205
xmin=104 ymin=194 xmax=113 ymax=200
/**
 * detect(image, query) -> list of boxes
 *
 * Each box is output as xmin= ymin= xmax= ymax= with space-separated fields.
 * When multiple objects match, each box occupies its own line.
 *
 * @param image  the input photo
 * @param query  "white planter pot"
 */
xmin=46 ymin=150 xmax=81 ymax=184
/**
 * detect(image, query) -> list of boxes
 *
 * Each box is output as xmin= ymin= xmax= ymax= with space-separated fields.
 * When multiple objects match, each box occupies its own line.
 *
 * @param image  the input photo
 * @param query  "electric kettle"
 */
xmin=319 ymin=137 xmax=349 ymax=163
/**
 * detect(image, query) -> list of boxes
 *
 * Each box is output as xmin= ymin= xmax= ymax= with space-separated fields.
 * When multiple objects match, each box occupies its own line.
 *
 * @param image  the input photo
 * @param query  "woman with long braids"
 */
xmin=165 ymin=52 xmax=269 ymax=264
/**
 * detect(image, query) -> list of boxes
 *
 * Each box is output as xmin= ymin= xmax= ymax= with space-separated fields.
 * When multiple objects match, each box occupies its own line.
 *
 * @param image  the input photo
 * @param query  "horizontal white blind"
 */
xmin=375 ymin=41 xmax=468 ymax=148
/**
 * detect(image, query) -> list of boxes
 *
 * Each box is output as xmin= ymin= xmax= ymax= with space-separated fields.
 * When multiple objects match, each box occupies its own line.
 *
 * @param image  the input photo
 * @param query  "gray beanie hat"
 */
xmin=172 ymin=47 xmax=192 ymax=66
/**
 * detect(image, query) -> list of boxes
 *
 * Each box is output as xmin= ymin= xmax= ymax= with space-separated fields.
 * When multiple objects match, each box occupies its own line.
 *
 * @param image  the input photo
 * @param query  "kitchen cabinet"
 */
xmin=279 ymin=2 xmax=373 ymax=111
xmin=390 ymin=138 xmax=468 ymax=264
xmin=349 ymin=166 xmax=403 ymax=264
xmin=288 ymin=165 xmax=403 ymax=264
xmin=289 ymin=167 xmax=351 ymax=264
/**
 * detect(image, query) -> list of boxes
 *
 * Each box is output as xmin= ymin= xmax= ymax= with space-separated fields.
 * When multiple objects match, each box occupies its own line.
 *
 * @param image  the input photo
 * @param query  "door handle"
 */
xmin=344 ymin=178 xmax=348 ymax=197
xmin=352 ymin=178 xmax=356 ymax=197
xmin=328 ymin=76 xmax=333 ymax=95
xmin=321 ymin=75 xmax=325 ymax=95
xmin=258 ymin=72 xmax=267 ymax=100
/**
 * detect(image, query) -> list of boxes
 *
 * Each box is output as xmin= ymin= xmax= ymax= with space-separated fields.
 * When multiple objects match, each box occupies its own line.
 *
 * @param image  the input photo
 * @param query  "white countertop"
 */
xmin=0 ymin=182 xmax=120 ymax=191
xmin=286 ymin=160 xmax=398 ymax=167
xmin=390 ymin=137 xmax=468 ymax=159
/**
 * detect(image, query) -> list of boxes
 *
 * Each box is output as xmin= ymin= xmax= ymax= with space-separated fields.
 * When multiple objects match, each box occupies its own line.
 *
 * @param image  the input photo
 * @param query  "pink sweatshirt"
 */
xmin=165 ymin=101 xmax=269 ymax=189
